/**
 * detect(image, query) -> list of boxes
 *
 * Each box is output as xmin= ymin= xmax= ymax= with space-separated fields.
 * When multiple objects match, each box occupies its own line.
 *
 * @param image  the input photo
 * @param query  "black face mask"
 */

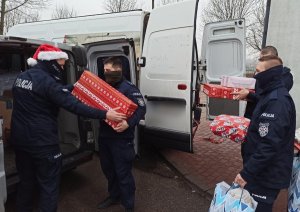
xmin=42 ymin=60 xmax=64 ymax=80
xmin=104 ymin=71 xmax=122 ymax=85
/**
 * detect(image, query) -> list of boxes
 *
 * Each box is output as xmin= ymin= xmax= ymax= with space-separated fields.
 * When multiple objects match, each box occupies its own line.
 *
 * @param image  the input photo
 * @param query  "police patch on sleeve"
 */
xmin=258 ymin=122 xmax=269 ymax=137
xmin=137 ymin=98 xmax=145 ymax=106
xmin=260 ymin=113 xmax=276 ymax=119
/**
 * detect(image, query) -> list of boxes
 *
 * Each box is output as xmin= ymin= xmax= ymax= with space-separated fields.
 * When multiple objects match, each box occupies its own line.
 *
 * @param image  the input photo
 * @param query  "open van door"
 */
xmin=200 ymin=19 xmax=246 ymax=119
xmin=139 ymin=0 xmax=199 ymax=153
xmin=83 ymin=39 xmax=139 ymax=152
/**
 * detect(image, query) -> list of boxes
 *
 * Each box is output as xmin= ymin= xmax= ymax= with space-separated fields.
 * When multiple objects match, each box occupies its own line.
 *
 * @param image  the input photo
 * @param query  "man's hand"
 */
xmin=114 ymin=120 xmax=129 ymax=133
xmin=106 ymin=107 xmax=126 ymax=122
xmin=234 ymin=174 xmax=247 ymax=188
xmin=231 ymin=88 xmax=250 ymax=100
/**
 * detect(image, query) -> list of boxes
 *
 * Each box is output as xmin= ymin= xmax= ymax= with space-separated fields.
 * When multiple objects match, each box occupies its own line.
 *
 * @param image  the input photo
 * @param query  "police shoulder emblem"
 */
xmin=137 ymin=98 xmax=145 ymax=106
xmin=258 ymin=122 xmax=269 ymax=137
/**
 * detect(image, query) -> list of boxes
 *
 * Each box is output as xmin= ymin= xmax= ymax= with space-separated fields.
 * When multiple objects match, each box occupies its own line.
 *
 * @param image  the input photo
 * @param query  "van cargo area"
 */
xmin=0 ymin=40 xmax=91 ymax=193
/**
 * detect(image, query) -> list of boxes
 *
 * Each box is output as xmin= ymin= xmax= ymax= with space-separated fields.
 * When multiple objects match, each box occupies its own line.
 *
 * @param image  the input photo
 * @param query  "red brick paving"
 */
xmin=160 ymin=92 xmax=288 ymax=212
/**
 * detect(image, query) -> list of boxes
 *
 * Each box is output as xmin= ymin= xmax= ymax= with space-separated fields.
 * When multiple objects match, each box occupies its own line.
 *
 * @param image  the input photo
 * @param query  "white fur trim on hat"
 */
xmin=296 ymin=128 xmax=300 ymax=142
xmin=37 ymin=51 xmax=69 ymax=61
xmin=27 ymin=58 xmax=38 ymax=66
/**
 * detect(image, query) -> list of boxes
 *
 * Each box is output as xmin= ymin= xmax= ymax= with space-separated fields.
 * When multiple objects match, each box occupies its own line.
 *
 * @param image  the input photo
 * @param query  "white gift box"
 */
xmin=221 ymin=76 xmax=256 ymax=89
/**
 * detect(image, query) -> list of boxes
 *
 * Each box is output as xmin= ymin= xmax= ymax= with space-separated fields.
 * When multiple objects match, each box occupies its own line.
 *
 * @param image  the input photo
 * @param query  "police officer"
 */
xmin=97 ymin=57 xmax=146 ymax=212
xmin=11 ymin=44 xmax=126 ymax=212
xmin=234 ymin=46 xmax=294 ymax=119
xmin=234 ymin=56 xmax=296 ymax=211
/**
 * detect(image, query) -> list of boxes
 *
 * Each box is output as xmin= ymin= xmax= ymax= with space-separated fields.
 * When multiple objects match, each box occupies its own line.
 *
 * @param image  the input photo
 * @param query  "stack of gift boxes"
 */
xmin=203 ymin=76 xmax=255 ymax=143
xmin=72 ymin=71 xmax=137 ymax=128
xmin=203 ymin=76 xmax=256 ymax=100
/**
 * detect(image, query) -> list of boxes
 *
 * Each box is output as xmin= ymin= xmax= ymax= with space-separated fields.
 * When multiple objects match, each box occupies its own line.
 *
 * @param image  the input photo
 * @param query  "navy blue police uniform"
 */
xmin=244 ymin=66 xmax=293 ymax=119
xmin=98 ymin=79 xmax=146 ymax=210
xmin=11 ymin=61 xmax=107 ymax=212
xmin=240 ymin=65 xmax=296 ymax=212
xmin=241 ymin=67 xmax=293 ymax=159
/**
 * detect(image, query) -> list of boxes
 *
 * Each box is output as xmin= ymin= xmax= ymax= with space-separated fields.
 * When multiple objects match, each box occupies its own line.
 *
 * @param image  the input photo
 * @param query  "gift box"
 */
xmin=203 ymin=83 xmax=254 ymax=100
xmin=203 ymin=84 xmax=223 ymax=98
xmin=72 ymin=71 xmax=138 ymax=128
xmin=221 ymin=76 xmax=256 ymax=89
xmin=210 ymin=115 xmax=250 ymax=143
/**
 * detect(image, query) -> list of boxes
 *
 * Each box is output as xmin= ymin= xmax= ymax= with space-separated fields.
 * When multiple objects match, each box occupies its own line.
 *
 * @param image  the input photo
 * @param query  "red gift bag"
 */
xmin=210 ymin=115 xmax=250 ymax=143
xmin=72 ymin=71 xmax=138 ymax=128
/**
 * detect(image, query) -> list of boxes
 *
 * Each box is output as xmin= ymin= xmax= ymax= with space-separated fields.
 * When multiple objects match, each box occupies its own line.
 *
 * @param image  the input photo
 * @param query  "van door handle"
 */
xmin=137 ymin=57 xmax=146 ymax=67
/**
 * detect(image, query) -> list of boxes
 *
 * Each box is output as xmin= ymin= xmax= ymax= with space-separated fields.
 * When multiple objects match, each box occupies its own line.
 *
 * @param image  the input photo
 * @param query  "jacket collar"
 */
xmin=35 ymin=61 xmax=63 ymax=81
xmin=254 ymin=65 xmax=284 ymax=95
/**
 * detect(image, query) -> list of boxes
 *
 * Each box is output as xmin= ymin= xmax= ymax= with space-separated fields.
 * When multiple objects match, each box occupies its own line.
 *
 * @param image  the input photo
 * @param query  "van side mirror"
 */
xmin=72 ymin=46 xmax=87 ymax=67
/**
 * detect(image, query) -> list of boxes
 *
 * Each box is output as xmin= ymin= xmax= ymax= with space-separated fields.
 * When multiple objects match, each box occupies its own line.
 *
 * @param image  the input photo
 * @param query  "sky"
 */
xmin=40 ymin=0 xmax=208 ymax=20
xmin=40 ymin=0 xmax=152 ymax=20
xmin=39 ymin=0 xmax=208 ymax=53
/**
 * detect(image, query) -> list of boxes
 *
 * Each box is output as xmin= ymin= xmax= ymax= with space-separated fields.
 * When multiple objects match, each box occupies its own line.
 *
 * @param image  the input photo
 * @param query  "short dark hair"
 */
xmin=261 ymin=46 xmax=278 ymax=56
xmin=259 ymin=55 xmax=283 ymax=65
xmin=103 ymin=56 xmax=122 ymax=70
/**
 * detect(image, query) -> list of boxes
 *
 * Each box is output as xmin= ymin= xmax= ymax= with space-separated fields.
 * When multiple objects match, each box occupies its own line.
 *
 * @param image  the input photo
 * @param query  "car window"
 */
xmin=0 ymin=53 xmax=22 ymax=96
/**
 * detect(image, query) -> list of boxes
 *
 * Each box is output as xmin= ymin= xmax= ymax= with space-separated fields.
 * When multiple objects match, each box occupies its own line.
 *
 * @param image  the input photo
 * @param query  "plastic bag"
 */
xmin=209 ymin=181 xmax=257 ymax=212
xmin=288 ymin=156 xmax=300 ymax=212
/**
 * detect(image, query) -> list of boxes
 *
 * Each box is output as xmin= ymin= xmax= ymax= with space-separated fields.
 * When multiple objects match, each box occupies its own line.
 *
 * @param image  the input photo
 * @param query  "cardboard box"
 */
xmin=221 ymin=76 xmax=256 ymax=89
xmin=72 ymin=71 xmax=138 ymax=128
xmin=0 ymin=99 xmax=13 ymax=144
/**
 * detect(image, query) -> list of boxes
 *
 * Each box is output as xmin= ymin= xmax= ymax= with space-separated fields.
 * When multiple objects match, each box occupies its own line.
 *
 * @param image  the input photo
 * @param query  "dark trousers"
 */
xmin=245 ymin=183 xmax=280 ymax=212
xmin=99 ymin=138 xmax=136 ymax=209
xmin=14 ymin=146 xmax=62 ymax=212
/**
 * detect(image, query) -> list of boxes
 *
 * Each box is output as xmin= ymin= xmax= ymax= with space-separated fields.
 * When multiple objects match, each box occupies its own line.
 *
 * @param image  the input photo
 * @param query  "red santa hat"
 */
xmin=27 ymin=44 xmax=69 ymax=66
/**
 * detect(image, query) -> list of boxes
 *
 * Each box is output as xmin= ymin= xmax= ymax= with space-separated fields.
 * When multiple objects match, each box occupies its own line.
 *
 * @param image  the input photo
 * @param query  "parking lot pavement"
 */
xmin=5 ymin=146 xmax=210 ymax=212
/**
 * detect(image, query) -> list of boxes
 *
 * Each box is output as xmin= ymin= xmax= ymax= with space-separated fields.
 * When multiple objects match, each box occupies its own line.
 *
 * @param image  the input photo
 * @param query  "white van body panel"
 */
xmin=139 ymin=0 xmax=198 ymax=152
xmin=7 ymin=11 xmax=146 ymax=44
xmin=266 ymin=0 xmax=300 ymax=128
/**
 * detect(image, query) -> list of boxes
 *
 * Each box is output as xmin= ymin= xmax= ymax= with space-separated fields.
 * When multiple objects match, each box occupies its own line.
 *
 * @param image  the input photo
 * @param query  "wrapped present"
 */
xmin=210 ymin=115 xmax=250 ymax=143
xmin=221 ymin=76 xmax=256 ymax=89
xmin=203 ymin=84 xmax=223 ymax=98
xmin=203 ymin=83 xmax=254 ymax=100
xmin=72 ymin=71 xmax=138 ymax=128
xmin=294 ymin=128 xmax=300 ymax=152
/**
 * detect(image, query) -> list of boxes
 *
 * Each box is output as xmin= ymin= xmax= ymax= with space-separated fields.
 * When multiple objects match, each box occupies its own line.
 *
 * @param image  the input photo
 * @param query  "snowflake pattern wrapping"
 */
xmin=210 ymin=115 xmax=250 ymax=143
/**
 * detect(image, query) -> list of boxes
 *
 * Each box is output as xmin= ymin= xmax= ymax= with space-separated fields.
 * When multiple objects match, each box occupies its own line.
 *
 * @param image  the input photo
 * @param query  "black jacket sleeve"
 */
xmin=126 ymin=86 xmax=146 ymax=128
xmin=46 ymin=79 xmax=107 ymax=119
xmin=240 ymin=99 xmax=291 ymax=182
xmin=247 ymin=92 xmax=260 ymax=103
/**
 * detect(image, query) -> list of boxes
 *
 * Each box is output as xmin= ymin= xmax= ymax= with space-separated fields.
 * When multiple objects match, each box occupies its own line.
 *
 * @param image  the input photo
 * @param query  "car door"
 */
xmin=0 ymin=134 xmax=7 ymax=211
xmin=139 ymin=0 xmax=199 ymax=153
xmin=200 ymin=19 xmax=246 ymax=119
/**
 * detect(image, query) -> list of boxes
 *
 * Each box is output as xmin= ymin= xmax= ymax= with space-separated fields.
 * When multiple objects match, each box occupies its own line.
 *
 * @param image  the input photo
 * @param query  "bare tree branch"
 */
xmin=1 ymin=0 xmax=50 ymax=34
xmin=51 ymin=4 xmax=77 ymax=19
xmin=105 ymin=0 xmax=137 ymax=12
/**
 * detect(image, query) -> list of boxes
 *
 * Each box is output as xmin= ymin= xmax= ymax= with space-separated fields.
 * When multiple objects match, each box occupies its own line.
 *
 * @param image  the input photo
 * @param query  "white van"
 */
xmin=1 ymin=0 xmax=246 ymax=207
xmin=264 ymin=0 xmax=300 ymax=129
